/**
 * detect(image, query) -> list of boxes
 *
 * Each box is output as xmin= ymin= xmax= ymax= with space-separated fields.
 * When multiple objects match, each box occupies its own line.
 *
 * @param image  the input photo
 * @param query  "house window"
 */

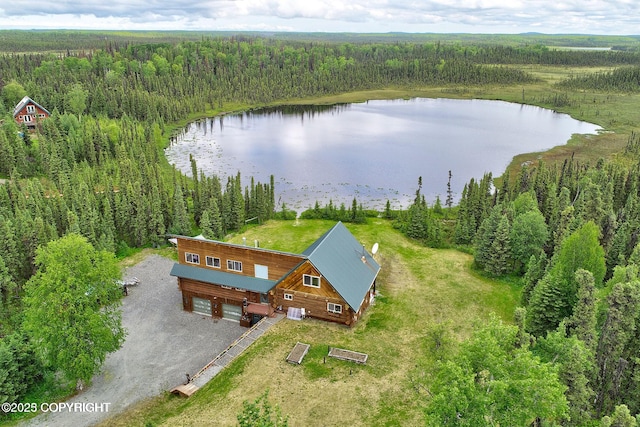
xmin=206 ymin=256 xmax=221 ymax=268
xmin=303 ymin=274 xmax=320 ymax=288
xmin=23 ymin=115 xmax=32 ymax=123
xmin=185 ymin=252 xmax=200 ymax=264
xmin=26 ymin=105 xmax=35 ymax=113
xmin=327 ymin=303 xmax=342 ymax=314
xmin=284 ymin=293 xmax=293 ymax=301
xmin=221 ymin=285 xmax=232 ymax=290
xmin=227 ymin=260 xmax=242 ymax=272
xmin=38 ymin=114 xmax=45 ymax=118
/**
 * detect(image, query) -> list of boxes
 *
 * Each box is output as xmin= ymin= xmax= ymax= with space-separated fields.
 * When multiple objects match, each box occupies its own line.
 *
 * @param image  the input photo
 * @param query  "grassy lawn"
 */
xmin=101 ymin=219 xmax=519 ymax=426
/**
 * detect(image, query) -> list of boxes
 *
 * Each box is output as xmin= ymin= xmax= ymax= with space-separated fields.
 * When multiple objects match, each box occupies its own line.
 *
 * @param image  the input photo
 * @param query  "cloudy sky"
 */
xmin=2 ymin=0 xmax=639 ymax=34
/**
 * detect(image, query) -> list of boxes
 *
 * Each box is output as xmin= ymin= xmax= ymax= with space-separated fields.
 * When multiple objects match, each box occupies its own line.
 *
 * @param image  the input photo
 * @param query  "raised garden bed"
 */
xmin=328 ymin=347 xmax=368 ymax=364
xmin=286 ymin=342 xmax=310 ymax=364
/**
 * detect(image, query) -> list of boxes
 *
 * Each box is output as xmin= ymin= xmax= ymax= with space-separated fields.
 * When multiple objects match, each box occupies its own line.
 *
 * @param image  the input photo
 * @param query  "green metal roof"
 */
xmin=303 ymin=222 xmax=380 ymax=311
xmin=169 ymin=222 xmax=380 ymax=311
xmin=169 ymin=263 xmax=276 ymax=294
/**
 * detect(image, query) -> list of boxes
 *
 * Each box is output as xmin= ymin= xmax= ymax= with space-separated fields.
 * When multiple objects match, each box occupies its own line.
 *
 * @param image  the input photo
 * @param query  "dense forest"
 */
xmin=2 ymin=33 xmax=640 ymax=424
xmin=2 ymin=30 xmax=640 ymax=53
xmin=391 ymin=136 xmax=640 ymax=423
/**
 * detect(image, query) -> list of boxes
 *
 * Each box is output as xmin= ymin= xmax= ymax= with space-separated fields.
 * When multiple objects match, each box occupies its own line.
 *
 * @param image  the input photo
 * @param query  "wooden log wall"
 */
xmin=276 ymin=260 xmax=341 ymax=299
xmin=274 ymin=287 xmax=353 ymax=325
xmin=176 ymin=237 xmax=303 ymax=280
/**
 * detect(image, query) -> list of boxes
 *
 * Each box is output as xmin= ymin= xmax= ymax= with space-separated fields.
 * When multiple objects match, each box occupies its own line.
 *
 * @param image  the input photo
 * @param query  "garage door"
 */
xmin=192 ymin=297 xmax=211 ymax=316
xmin=222 ymin=303 xmax=242 ymax=321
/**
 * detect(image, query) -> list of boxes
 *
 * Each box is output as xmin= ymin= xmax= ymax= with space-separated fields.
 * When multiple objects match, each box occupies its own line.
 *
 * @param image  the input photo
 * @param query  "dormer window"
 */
xmin=303 ymin=274 xmax=320 ymax=288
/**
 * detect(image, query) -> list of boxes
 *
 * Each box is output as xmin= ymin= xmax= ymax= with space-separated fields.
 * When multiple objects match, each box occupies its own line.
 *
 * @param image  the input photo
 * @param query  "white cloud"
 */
xmin=1 ymin=0 xmax=639 ymax=34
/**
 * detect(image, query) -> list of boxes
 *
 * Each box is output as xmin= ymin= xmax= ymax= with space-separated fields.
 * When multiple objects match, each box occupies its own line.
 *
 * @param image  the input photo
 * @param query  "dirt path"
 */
xmin=24 ymin=255 xmax=245 ymax=427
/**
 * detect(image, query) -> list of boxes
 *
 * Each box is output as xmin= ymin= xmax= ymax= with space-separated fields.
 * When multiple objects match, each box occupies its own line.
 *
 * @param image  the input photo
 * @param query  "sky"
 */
xmin=1 ymin=0 xmax=639 ymax=35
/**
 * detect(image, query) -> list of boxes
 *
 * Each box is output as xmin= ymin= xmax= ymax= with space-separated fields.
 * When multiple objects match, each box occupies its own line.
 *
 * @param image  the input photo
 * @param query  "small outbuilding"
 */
xmin=169 ymin=222 xmax=380 ymax=327
xmin=13 ymin=96 xmax=50 ymax=129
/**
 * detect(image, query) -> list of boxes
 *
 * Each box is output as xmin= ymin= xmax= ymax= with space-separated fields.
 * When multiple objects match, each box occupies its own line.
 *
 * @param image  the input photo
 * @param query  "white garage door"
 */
xmin=222 ymin=303 xmax=242 ymax=321
xmin=192 ymin=297 xmax=211 ymax=316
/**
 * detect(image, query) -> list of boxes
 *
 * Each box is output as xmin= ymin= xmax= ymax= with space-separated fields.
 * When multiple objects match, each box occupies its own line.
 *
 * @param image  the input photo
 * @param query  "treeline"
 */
xmin=433 ymin=147 xmax=640 ymax=423
xmin=0 ymin=37 xmax=539 ymax=125
xmin=299 ymin=198 xmax=377 ymax=224
xmin=4 ymin=38 xmax=640 ymax=129
xmin=558 ymin=65 xmax=640 ymax=92
xmin=466 ymin=44 xmax=640 ymax=66
xmin=0 ymin=30 xmax=215 ymax=53
xmin=2 ymin=30 xmax=639 ymax=56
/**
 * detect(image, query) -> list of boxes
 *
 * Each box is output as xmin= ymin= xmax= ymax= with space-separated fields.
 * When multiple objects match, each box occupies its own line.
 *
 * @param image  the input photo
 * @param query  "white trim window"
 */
xmin=303 ymin=274 xmax=320 ymax=288
xmin=23 ymin=115 xmax=32 ymax=123
xmin=284 ymin=293 xmax=293 ymax=301
xmin=327 ymin=302 xmax=342 ymax=314
xmin=227 ymin=260 xmax=242 ymax=272
xmin=206 ymin=256 xmax=221 ymax=268
xmin=185 ymin=252 xmax=200 ymax=264
xmin=26 ymin=105 xmax=36 ymax=113
xmin=221 ymin=285 xmax=232 ymax=290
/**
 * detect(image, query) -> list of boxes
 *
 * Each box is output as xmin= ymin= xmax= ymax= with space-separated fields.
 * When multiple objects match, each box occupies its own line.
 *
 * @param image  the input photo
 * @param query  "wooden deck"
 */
xmin=286 ymin=342 xmax=310 ymax=364
xmin=170 ymin=383 xmax=199 ymax=397
xmin=328 ymin=347 xmax=368 ymax=364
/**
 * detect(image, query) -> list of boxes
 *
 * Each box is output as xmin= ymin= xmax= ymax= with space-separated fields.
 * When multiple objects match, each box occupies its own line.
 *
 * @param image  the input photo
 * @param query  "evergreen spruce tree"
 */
xmin=445 ymin=170 xmax=453 ymax=211
xmin=521 ymin=252 xmax=548 ymax=306
xmin=200 ymin=209 xmax=214 ymax=240
xmin=209 ymin=198 xmax=223 ymax=239
xmin=526 ymin=222 xmax=605 ymax=337
xmin=568 ymin=269 xmax=598 ymax=352
xmin=0 ymin=256 xmax=16 ymax=319
xmin=594 ymin=281 xmax=640 ymax=417
xmin=171 ymin=183 xmax=190 ymax=235
xmin=487 ymin=214 xmax=511 ymax=276
xmin=526 ymin=271 xmax=568 ymax=337
xmin=474 ymin=205 xmax=502 ymax=270
xmin=384 ymin=200 xmax=392 ymax=219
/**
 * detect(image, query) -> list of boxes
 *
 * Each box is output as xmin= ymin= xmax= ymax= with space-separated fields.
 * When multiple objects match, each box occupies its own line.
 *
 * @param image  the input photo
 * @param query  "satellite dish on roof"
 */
xmin=372 ymin=242 xmax=379 ymax=255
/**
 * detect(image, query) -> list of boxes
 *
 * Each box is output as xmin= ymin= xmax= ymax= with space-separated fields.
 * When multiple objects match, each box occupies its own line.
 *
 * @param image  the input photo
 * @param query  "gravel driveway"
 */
xmin=25 ymin=254 xmax=245 ymax=427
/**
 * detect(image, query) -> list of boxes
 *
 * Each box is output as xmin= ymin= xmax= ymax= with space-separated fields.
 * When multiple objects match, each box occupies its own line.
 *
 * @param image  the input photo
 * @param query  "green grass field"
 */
xmin=100 ymin=219 xmax=519 ymax=426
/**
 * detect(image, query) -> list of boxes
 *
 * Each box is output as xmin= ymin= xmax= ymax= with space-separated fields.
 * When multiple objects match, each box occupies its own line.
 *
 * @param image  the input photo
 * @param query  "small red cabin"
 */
xmin=13 ymin=96 xmax=50 ymax=129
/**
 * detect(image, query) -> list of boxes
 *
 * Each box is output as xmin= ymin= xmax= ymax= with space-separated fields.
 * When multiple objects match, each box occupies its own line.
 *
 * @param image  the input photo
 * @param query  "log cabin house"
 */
xmin=13 ymin=96 xmax=50 ymax=129
xmin=170 ymin=222 xmax=380 ymax=327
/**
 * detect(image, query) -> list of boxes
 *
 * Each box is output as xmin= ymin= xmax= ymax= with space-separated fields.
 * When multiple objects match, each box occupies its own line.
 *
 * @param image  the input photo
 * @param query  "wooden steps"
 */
xmin=170 ymin=382 xmax=199 ymax=397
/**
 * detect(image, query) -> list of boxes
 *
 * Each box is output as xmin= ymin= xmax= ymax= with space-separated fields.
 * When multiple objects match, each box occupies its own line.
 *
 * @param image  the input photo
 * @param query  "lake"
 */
xmin=165 ymin=98 xmax=601 ymax=211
